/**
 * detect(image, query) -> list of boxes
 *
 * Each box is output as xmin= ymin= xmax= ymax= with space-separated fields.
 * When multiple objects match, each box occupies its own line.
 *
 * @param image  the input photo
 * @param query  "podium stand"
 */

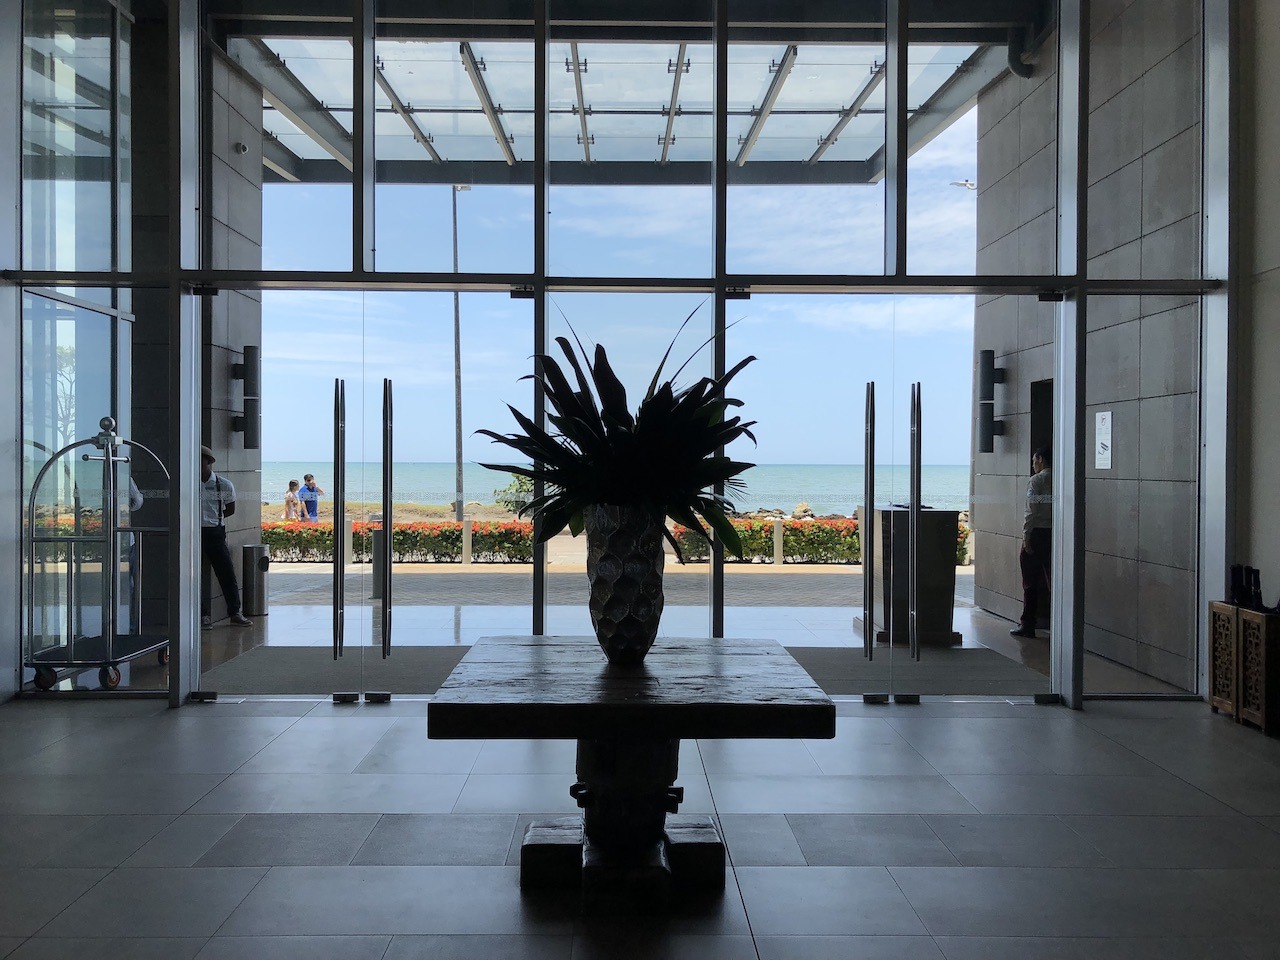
xmin=857 ymin=505 xmax=962 ymax=646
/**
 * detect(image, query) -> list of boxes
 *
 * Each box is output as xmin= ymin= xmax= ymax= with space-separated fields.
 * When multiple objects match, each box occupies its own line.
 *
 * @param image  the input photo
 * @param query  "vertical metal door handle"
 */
xmin=381 ymin=379 xmax=393 ymax=658
xmin=909 ymin=382 xmax=922 ymax=662
xmin=863 ymin=382 xmax=875 ymax=661
xmin=333 ymin=379 xmax=346 ymax=659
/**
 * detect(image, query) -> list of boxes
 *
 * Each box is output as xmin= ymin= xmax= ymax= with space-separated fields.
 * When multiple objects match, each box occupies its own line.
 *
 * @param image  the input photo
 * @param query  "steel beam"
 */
xmin=660 ymin=42 xmax=686 ymax=164
xmin=460 ymin=41 xmax=516 ymax=165
xmin=228 ymin=38 xmax=354 ymax=170
xmin=568 ymin=42 xmax=591 ymax=162
xmin=734 ymin=44 xmax=796 ymax=167
xmin=264 ymin=156 xmax=873 ymax=185
xmin=261 ymin=131 xmax=303 ymax=181
xmin=810 ymin=61 xmax=885 ymax=164
xmin=865 ymin=44 xmax=1007 ymax=182
xmin=375 ymin=61 xmax=443 ymax=162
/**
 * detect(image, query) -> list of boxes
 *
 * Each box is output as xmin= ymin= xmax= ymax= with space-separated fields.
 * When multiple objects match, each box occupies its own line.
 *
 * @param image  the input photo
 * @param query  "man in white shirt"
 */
xmin=1011 ymin=446 xmax=1052 ymax=639
xmin=201 ymin=445 xmax=251 ymax=628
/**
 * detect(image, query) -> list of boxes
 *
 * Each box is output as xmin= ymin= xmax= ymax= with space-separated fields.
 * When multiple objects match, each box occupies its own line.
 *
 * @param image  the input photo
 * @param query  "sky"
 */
xmin=258 ymin=104 xmax=984 ymax=469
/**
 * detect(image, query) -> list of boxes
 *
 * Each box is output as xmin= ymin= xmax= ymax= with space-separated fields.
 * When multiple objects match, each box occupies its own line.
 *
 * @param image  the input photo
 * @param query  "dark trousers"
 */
xmin=202 ymin=525 xmax=241 ymax=617
xmin=1018 ymin=527 xmax=1052 ymax=631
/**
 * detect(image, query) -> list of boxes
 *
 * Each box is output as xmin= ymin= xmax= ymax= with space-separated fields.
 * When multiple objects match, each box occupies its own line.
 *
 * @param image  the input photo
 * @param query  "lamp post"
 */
xmin=452 ymin=184 xmax=470 ymax=522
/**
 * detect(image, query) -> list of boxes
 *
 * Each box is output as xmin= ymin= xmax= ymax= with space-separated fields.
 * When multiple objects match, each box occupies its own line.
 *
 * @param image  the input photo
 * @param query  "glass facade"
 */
xmin=4 ymin=0 xmax=1225 ymax=705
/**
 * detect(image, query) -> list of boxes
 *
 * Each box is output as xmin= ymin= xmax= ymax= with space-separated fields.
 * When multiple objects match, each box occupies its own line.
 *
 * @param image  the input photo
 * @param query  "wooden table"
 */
xmin=428 ymin=635 xmax=835 ymax=910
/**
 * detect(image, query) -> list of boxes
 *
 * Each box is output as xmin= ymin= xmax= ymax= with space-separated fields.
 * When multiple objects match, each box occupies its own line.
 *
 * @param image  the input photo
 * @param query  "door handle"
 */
xmin=909 ymin=382 xmax=922 ymax=662
xmin=381 ymin=378 xmax=392 ymax=658
xmin=863 ymin=381 xmax=875 ymax=662
xmin=333 ymin=379 xmax=345 ymax=659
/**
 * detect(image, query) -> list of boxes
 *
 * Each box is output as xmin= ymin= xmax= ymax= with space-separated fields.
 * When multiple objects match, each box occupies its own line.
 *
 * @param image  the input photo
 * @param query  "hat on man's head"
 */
xmin=200 ymin=445 xmax=216 ymax=463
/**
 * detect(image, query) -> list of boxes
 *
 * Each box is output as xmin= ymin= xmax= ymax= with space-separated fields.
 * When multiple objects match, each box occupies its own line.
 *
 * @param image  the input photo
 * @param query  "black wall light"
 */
xmin=231 ymin=345 xmax=261 ymax=450
xmin=977 ymin=348 xmax=1007 ymax=453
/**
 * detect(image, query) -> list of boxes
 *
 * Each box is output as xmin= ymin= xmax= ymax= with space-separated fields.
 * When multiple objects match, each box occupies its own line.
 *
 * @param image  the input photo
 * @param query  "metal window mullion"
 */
xmin=531 ymin=0 xmax=547 ymax=636
xmin=1200 ymin=0 xmax=1236 ymax=698
xmin=1051 ymin=0 xmax=1089 ymax=710
xmin=884 ymin=0 xmax=907 ymax=277
xmin=711 ymin=0 xmax=727 ymax=639
xmin=353 ymin=0 xmax=374 ymax=273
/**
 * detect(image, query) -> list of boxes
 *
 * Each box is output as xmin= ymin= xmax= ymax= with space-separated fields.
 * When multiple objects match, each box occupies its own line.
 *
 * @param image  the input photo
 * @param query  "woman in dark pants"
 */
xmin=200 ymin=445 xmax=252 ymax=629
xmin=1011 ymin=446 xmax=1052 ymax=638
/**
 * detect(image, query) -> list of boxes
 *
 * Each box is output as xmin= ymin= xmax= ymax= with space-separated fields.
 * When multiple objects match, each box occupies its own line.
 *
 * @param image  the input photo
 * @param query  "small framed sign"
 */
xmin=1095 ymin=411 xmax=1113 ymax=469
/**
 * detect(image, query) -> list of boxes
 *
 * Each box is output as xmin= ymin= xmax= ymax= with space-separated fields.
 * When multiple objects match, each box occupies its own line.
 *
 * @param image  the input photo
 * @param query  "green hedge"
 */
xmin=674 ymin=516 xmax=971 ymax=565
xmin=260 ymin=520 xmax=534 ymax=563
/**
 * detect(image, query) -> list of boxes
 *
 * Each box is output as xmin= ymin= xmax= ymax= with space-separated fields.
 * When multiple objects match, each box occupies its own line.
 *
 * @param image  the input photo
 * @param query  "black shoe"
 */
xmin=1009 ymin=627 xmax=1037 ymax=638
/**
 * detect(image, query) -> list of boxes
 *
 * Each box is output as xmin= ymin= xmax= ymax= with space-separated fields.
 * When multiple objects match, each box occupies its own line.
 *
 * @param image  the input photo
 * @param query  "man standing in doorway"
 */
xmin=299 ymin=473 xmax=324 ymax=523
xmin=1011 ymin=446 xmax=1052 ymax=639
xmin=201 ymin=445 xmax=252 ymax=629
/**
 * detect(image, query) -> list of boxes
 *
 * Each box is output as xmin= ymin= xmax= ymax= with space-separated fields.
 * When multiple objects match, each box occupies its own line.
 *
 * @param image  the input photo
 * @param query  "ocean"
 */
xmin=260 ymin=462 xmax=972 ymax=515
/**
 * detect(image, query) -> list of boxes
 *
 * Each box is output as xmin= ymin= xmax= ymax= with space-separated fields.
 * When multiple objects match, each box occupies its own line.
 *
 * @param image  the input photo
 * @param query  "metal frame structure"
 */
xmin=0 ymin=0 xmax=1234 ymax=706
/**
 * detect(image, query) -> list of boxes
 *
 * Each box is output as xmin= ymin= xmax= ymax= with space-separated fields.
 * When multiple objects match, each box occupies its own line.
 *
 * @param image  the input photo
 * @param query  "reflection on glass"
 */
xmin=22 ymin=0 xmax=115 ymax=273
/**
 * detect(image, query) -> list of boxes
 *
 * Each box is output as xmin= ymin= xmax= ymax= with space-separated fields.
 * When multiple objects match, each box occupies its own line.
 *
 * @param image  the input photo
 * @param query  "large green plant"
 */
xmin=479 ymin=315 xmax=757 ymax=560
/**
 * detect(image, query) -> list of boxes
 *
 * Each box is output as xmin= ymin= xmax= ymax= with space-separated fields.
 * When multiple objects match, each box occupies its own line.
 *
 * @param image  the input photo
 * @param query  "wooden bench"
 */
xmin=428 ymin=634 xmax=835 ymax=911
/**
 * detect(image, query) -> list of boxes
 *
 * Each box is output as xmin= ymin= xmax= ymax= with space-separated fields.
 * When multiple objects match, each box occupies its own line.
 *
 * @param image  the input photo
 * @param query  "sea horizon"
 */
xmin=258 ymin=461 xmax=974 ymax=515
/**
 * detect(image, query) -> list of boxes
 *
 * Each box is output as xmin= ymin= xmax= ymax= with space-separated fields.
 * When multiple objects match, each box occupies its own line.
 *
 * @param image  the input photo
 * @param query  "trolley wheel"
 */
xmin=98 ymin=666 xmax=121 ymax=689
xmin=157 ymin=647 xmax=170 ymax=666
xmin=33 ymin=667 xmax=58 ymax=690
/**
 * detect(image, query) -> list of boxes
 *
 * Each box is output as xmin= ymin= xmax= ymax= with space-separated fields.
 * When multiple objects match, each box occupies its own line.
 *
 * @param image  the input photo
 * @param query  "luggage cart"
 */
xmin=25 ymin=416 xmax=171 ymax=691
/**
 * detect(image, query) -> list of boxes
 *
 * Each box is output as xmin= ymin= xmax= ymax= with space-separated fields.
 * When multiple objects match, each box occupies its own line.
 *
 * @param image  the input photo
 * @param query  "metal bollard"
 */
xmin=371 ymin=528 xmax=385 ymax=598
xmin=241 ymin=544 xmax=270 ymax=616
xmin=773 ymin=519 xmax=784 ymax=565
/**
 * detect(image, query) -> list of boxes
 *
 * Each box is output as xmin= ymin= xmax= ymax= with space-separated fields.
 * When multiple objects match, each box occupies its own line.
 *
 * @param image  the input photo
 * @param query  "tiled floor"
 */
xmin=1 ymin=696 xmax=1279 ymax=958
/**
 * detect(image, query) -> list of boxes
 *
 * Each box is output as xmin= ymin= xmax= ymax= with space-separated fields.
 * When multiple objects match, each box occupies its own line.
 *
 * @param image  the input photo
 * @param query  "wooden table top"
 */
xmin=427 ymin=635 xmax=836 ymax=741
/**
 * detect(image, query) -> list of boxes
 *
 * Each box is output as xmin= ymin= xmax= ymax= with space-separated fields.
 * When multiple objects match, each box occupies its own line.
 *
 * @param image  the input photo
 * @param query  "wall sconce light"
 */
xmin=231 ymin=345 xmax=261 ymax=450
xmin=977 ymin=349 xmax=1007 ymax=454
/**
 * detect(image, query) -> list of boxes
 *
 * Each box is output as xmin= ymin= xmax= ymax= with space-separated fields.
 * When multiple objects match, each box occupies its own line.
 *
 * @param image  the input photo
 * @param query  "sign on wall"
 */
xmin=1095 ymin=411 xmax=1113 ymax=469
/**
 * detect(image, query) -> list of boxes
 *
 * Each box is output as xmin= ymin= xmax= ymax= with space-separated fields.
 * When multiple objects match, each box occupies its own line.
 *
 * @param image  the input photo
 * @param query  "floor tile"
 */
xmin=355 ymin=721 xmax=482 ymax=775
xmin=0 ymin=941 xmax=20 ymax=959
xmin=190 ymin=774 xmax=466 ymax=814
xmin=219 ymin=866 xmax=573 ymax=936
xmin=570 ymin=882 xmax=751 ymax=936
xmin=735 ymin=867 xmax=927 ymax=936
xmin=384 ymin=934 xmax=572 ymax=959
xmin=1058 ymin=815 xmax=1280 ymax=867
xmin=934 ymin=936 xmax=1256 ymax=959
xmin=39 ymin=867 xmax=266 ymax=938
xmin=194 ymin=935 xmax=392 ymax=960
xmin=756 ymin=936 xmax=945 ymax=960
xmin=236 ymin=717 xmax=400 ymax=775
xmin=921 ymin=815 xmax=1111 ymax=867
xmin=8 ymin=939 xmax=206 ymax=960
xmin=36 ymin=815 xmax=176 ymax=868
xmin=718 ymin=815 xmax=806 ymax=866
xmin=0 ymin=816 xmax=100 ymax=866
xmin=122 ymin=815 xmax=245 ymax=867
xmin=470 ymin=741 xmax=578 ymax=776
xmin=708 ymin=775 xmax=976 ymax=814
xmin=571 ymin=933 xmax=756 ymax=959
xmin=943 ymin=774 xmax=1235 ymax=816
xmin=0 ymin=775 xmax=223 ymax=816
xmin=889 ymin=867 xmax=1280 ymax=938
xmin=0 ymin=869 xmax=107 ymax=937
xmin=352 ymin=814 xmax=518 ymax=865
xmin=196 ymin=814 xmax=380 ymax=866
xmin=695 ymin=740 xmax=822 ymax=776
xmin=787 ymin=815 xmax=959 ymax=866
xmin=452 ymin=776 xmax=580 ymax=814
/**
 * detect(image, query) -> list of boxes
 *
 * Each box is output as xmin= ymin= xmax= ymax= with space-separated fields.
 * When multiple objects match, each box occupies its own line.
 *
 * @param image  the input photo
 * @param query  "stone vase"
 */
xmin=584 ymin=504 xmax=666 ymax=666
